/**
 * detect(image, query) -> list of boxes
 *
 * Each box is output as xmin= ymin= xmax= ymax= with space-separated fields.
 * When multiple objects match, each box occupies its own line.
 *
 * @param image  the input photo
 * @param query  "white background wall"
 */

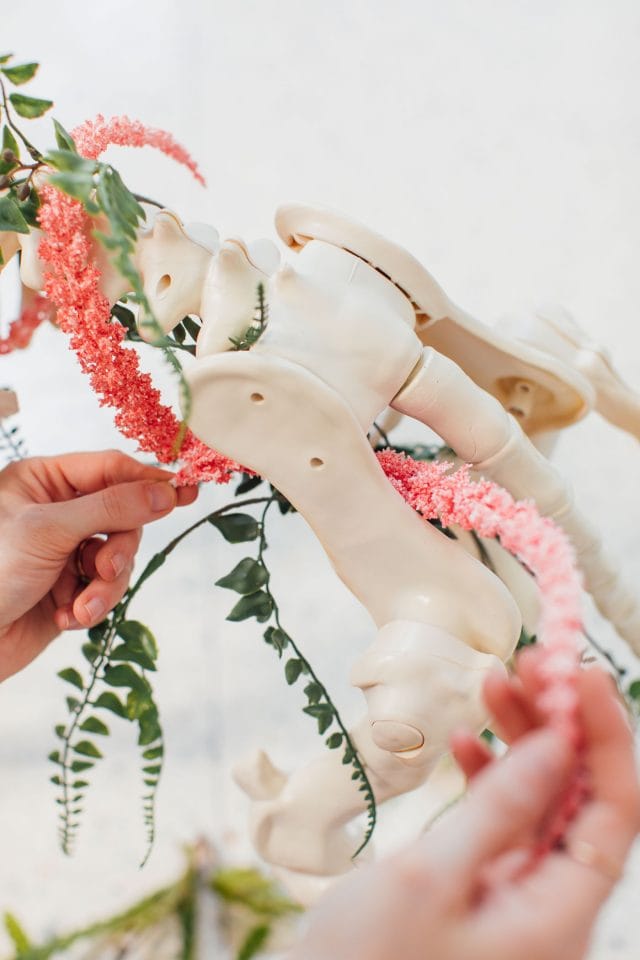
xmin=1 ymin=2 xmax=639 ymax=957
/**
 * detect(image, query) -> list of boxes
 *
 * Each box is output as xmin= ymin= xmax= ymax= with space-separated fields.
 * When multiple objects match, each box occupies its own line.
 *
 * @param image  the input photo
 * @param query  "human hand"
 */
xmin=292 ymin=658 xmax=640 ymax=960
xmin=0 ymin=451 xmax=197 ymax=681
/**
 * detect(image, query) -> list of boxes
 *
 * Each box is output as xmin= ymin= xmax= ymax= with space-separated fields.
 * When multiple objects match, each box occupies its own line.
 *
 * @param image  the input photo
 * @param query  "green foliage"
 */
xmin=1 ymin=62 xmax=39 ymax=85
xmin=209 ymin=512 xmax=260 ymax=543
xmin=0 ymin=195 xmax=29 ymax=233
xmin=213 ymin=495 xmax=378 ymax=860
xmin=229 ymin=282 xmax=268 ymax=351
xmin=52 ymin=601 xmax=164 ymax=865
xmin=3 ymin=911 xmax=31 ymax=953
xmin=237 ymin=924 xmax=270 ymax=960
xmin=8 ymin=92 xmax=52 ymax=118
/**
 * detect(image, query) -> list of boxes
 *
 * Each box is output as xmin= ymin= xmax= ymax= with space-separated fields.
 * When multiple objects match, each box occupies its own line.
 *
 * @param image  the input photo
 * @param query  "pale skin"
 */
xmin=0 ymin=454 xmax=637 ymax=958
xmin=0 ymin=450 xmax=197 ymax=681
xmin=291 ymin=652 xmax=640 ymax=960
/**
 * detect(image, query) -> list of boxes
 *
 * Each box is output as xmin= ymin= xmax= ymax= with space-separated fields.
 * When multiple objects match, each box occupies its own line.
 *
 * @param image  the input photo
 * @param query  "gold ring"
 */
xmin=566 ymin=839 xmax=624 ymax=883
xmin=74 ymin=538 xmax=93 ymax=584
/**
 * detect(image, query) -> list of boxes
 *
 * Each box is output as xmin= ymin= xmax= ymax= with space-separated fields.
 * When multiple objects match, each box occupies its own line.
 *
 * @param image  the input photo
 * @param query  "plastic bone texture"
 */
xmin=4 ymin=202 xmax=640 ymax=899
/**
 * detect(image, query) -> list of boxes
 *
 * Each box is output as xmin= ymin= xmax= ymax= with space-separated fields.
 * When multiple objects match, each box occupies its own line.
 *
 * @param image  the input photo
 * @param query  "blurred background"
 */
xmin=1 ymin=1 xmax=639 ymax=956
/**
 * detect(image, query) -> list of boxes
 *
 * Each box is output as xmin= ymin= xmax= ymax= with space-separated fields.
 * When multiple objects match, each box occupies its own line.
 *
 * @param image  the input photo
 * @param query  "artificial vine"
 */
xmin=2 ymin=846 xmax=301 ymax=960
xmin=0 ymin=52 xmax=192 ymax=450
xmin=215 ymin=485 xmax=377 ymax=857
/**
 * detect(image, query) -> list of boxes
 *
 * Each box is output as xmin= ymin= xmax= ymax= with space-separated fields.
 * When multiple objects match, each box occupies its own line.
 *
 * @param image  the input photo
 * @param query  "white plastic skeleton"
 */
xmin=3 ymin=203 xmax=640 ymax=896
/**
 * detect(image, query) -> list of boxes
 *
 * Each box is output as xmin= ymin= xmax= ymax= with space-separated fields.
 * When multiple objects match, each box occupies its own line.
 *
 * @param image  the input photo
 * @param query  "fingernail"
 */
xmin=83 ymin=597 xmax=105 ymax=622
xmin=148 ymin=482 xmax=177 ymax=512
xmin=58 ymin=608 xmax=82 ymax=630
xmin=111 ymin=553 xmax=126 ymax=577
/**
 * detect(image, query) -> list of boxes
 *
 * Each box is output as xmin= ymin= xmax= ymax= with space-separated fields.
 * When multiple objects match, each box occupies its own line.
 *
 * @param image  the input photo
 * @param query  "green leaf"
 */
xmin=142 ymin=765 xmax=162 ymax=776
xmin=0 ymin=195 xmax=29 ymax=234
xmin=73 ymin=740 xmax=102 ymax=759
xmin=88 ymin=621 xmax=110 ymax=644
xmin=183 ymin=316 xmax=201 ymax=341
xmin=48 ymin=750 xmax=61 ymax=765
xmin=80 ymin=716 xmax=109 ymax=736
xmin=135 ymin=552 xmax=166 ymax=589
xmin=263 ymin=626 xmax=289 ymax=656
xmin=82 ymin=642 xmax=101 ymax=664
xmin=1 ymin=62 xmax=38 ymax=85
xmin=110 ymin=643 xmax=156 ymax=672
xmin=66 ymin=696 xmax=81 ymax=713
xmin=53 ymin=118 xmax=77 ymax=152
xmin=237 ymin=924 xmax=270 ymax=960
xmin=116 ymin=620 xmax=158 ymax=661
xmin=285 ymin=659 xmax=303 ymax=685
xmin=2 ymin=125 xmax=19 ymax=156
xmin=47 ymin=170 xmax=94 ymax=203
xmin=326 ymin=732 xmax=343 ymax=749
xmin=93 ymin=691 xmax=126 ymax=718
xmin=143 ymin=745 xmax=164 ymax=760
xmin=16 ymin=184 xmax=41 ymax=229
xmin=3 ymin=911 xmax=31 ymax=953
xmin=44 ymin=148 xmax=96 ymax=175
xmin=103 ymin=663 xmax=145 ymax=691
xmin=209 ymin=513 xmax=260 ymax=543
xmin=50 ymin=774 xmax=62 ymax=786
xmin=304 ymin=681 xmax=322 ymax=704
xmin=0 ymin=126 xmax=20 ymax=174
xmin=126 ymin=688 xmax=153 ymax=721
xmin=226 ymin=590 xmax=273 ymax=623
xmin=57 ymin=667 xmax=84 ymax=690
xmin=70 ymin=760 xmax=94 ymax=773
xmin=303 ymin=703 xmax=333 ymax=734
xmin=9 ymin=92 xmax=53 ymax=118
xmin=72 ymin=780 xmax=89 ymax=789
xmin=628 ymin=680 xmax=640 ymax=701
xmin=235 ymin=473 xmax=263 ymax=495
xmin=138 ymin=713 xmax=161 ymax=746
xmin=0 ymin=55 xmax=13 ymax=65
xmin=216 ymin=558 xmax=268 ymax=595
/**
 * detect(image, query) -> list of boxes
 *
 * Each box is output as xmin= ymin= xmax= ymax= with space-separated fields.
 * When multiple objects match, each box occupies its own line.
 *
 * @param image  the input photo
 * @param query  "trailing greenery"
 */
xmin=214 ymin=482 xmax=378 ymax=858
xmin=2 ymin=849 xmax=300 ymax=960
xmin=0 ymin=53 xmax=191 ymax=454
xmin=51 ymin=494 xmax=271 ymax=863
xmin=229 ymin=282 xmax=268 ymax=350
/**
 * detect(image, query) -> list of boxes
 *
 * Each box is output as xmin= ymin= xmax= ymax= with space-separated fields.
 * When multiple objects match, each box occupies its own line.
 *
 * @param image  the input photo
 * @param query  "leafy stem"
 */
xmin=255 ymin=498 xmax=377 ymax=860
xmin=0 ymin=73 xmax=43 ymax=161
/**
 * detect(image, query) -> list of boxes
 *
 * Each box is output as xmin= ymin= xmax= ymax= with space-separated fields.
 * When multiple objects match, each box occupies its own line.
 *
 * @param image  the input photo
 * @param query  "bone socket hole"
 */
xmin=309 ymin=457 xmax=324 ymax=469
xmin=250 ymin=392 xmax=265 ymax=404
xmin=156 ymin=274 xmax=172 ymax=297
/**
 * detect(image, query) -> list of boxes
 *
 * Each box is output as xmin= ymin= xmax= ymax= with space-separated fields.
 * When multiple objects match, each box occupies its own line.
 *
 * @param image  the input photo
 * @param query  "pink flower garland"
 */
xmin=378 ymin=449 xmax=586 ymax=848
xmin=0 ymin=289 xmax=52 ymax=354
xmin=36 ymin=115 xmax=237 ymax=484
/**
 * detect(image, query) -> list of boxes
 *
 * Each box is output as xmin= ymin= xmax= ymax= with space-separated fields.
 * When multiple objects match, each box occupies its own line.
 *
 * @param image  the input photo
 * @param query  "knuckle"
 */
xmin=103 ymin=449 xmax=132 ymax=485
xmin=100 ymin=484 xmax=129 ymax=526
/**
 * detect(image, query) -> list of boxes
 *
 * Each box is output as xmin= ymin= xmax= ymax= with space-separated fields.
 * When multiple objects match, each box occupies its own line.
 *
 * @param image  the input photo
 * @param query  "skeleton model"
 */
xmin=4 ymin=202 xmax=640 ymax=899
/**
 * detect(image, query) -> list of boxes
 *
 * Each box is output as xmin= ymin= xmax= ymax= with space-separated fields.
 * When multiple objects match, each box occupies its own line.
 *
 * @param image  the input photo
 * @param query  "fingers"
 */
xmin=511 ymin=667 xmax=640 ymax=930
xmin=70 ymin=561 xmax=134 ymax=628
xmin=46 ymin=479 xmax=181 ymax=550
xmin=31 ymin=450 xmax=177 ymax=498
xmin=78 ymin=530 xmax=142 ymax=582
xmin=418 ymin=728 xmax=574 ymax=900
xmin=450 ymin=729 xmax=494 ymax=780
xmin=483 ymin=666 xmax=541 ymax=744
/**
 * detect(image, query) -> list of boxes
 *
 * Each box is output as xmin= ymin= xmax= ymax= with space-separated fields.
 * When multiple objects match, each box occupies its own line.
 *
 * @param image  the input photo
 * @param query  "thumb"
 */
xmin=418 ymin=729 xmax=573 ymax=889
xmin=45 ymin=479 xmax=178 ymax=549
